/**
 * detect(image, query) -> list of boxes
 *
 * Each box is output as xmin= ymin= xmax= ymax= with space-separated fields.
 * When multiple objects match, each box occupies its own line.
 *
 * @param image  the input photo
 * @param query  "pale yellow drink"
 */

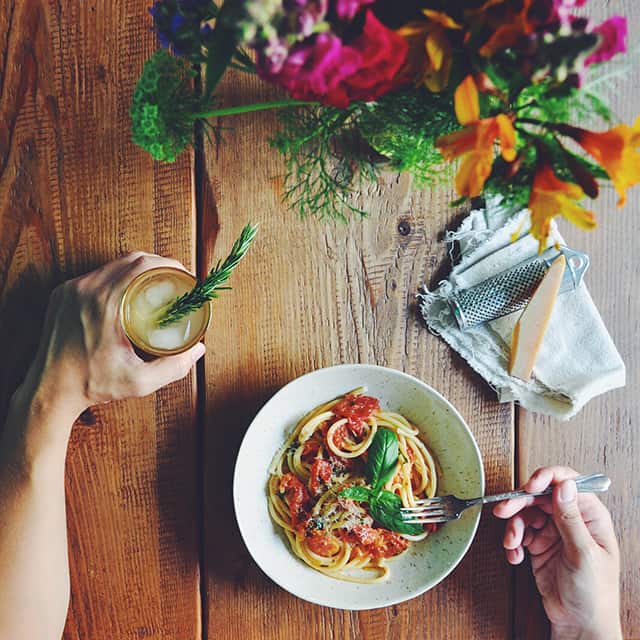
xmin=120 ymin=267 xmax=211 ymax=357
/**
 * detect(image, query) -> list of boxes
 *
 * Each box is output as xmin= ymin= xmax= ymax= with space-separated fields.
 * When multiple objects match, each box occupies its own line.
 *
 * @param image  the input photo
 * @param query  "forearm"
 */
xmin=0 ymin=377 xmax=84 ymax=640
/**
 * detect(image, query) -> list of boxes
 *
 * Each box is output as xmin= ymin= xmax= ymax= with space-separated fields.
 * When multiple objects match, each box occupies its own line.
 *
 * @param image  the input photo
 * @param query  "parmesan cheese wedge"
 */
xmin=509 ymin=254 xmax=566 ymax=381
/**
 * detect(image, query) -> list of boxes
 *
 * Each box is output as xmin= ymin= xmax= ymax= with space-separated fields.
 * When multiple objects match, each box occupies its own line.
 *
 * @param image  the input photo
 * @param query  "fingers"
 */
xmin=551 ymin=479 xmax=594 ymax=561
xmin=522 ymin=528 xmax=535 ymax=548
xmin=506 ymin=547 xmax=525 ymax=565
xmin=134 ymin=343 xmax=206 ymax=396
xmin=526 ymin=518 xmax=560 ymax=556
xmin=523 ymin=466 xmax=579 ymax=493
xmin=100 ymin=251 xmax=185 ymax=284
xmin=581 ymin=499 xmax=618 ymax=555
xmin=108 ymin=253 xmax=189 ymax=301
xmin=103 ymin=254 xmax=191 ymax=325
xmin=67 ymin=252 xmax=190 ymax=324
xmin=494 ymin=466 xmax=618 ymax=568
xmin=501 ymin=507 xmax=548 ymax=565
xmin=493 ymin=466 xmax=580 ymax=519
xmin=503 ymin=507 xmax=548 ymax=550
xmin=493 ymin=495 xmax=551 ymax=519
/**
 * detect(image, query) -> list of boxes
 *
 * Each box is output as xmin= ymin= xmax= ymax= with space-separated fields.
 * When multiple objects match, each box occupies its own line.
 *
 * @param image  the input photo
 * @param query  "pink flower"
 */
xmin=258 ymin=33 xmax=361 ymax=107
xmin=257 ymin=9 xmax=407 ymax=108
xmin=586 ymin=16 xmax=628 ymax=66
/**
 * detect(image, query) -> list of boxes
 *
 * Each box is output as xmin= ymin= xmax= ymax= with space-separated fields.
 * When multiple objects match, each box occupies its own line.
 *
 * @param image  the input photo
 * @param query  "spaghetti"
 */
xmin=268 ymin=389 xmax=438 ymax=583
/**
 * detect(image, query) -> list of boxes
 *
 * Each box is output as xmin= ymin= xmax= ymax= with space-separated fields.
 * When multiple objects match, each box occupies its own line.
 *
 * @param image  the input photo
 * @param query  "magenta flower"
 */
xmin=335 ymin=0 xmax=373 ymax=21
xmin=586 ymin=16 xmax=628 ymax=66
xmin=255 ymin=5 xmax=407 ymax=108
xmin=260 ymin=33 xmax=361 ymax=107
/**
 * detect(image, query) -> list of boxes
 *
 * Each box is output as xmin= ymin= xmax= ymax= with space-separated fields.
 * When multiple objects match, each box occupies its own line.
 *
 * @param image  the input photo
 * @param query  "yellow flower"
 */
xmin=436 ymin=76 xmax=516 ymax=197
xmin=570 ymin=118 xmax=640 ymax=207
xmin=397 ymin=10 xmax=462 ymax=92
xmin=528 ymin=165 xmax=597 ymax=249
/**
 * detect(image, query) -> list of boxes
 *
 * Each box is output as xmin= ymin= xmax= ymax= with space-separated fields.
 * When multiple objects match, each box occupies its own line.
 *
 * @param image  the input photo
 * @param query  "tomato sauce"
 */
xmin=333 ymin=394 xmax=380 ymax=437
xmin=340 ymin=525 xmax=409 ymax=559
xmin=306 ymin=531 xmax=340 ymax=557
xmin=279 ymin=473 xmax=311 ymax=528
xmin=301 ymin=439 xmax=321 ymax=461
xmin=309 ymin=459 xmax=332 ymax=496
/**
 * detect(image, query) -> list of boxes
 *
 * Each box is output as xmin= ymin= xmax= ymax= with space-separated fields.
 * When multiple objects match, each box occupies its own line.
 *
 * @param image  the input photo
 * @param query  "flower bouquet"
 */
xmin=131 ymin=0 xmax=639 ymax=248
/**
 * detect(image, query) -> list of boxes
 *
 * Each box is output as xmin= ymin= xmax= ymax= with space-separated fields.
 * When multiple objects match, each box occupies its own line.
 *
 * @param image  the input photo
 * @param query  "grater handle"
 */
xmin=450 ymin=246 xmax=589 ymax=330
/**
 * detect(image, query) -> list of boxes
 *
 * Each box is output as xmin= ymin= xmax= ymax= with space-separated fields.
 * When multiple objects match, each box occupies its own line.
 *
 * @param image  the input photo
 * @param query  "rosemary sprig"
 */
xmin=158 ymin=223 xmax=258 ymax=327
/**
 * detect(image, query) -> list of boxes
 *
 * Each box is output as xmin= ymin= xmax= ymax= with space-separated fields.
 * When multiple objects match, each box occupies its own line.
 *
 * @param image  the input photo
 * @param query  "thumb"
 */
xmin=552 ymin=479 xmax=593 ymax=559
xmin=137 ymin=342 xmax=206 ymax=396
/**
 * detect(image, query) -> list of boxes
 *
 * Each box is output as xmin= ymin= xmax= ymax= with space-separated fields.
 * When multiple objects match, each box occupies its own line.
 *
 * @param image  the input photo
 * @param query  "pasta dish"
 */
xmin=268 ymin=389 xmax=438 ymax=583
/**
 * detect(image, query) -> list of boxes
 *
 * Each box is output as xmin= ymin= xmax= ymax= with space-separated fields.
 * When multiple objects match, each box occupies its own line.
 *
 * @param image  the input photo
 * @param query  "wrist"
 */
xmin=19 ymin=357 xmax=89 ymax=418
xmin=3 ymin=368 xmax=86 ymax=472
xmin=551 ymin=620 xmax=623 ymax=640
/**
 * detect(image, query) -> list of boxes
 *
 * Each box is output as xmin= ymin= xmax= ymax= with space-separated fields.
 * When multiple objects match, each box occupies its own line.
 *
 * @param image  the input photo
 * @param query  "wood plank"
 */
xmin=515 ymin=2 xmax=640 ymax=638
xmin=0 ymin=1 xmax=200 ymax=638
xmin=201 ymin=71 xmax=514 ymax=639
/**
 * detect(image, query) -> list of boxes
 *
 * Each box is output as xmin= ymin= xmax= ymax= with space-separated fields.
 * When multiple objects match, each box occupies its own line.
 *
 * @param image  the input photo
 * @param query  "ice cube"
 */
xmin=147 ymin=325 xmax=186 ymax=350
xmin=144 ymin=280 xmax=177 ymax=310
xmin=132 ymin=289 xmax=154 ymax=318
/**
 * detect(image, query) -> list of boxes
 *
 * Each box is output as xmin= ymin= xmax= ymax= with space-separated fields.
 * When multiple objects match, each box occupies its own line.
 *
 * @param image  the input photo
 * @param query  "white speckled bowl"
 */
xmin=233 ymin=364 xmax=484 ymax=610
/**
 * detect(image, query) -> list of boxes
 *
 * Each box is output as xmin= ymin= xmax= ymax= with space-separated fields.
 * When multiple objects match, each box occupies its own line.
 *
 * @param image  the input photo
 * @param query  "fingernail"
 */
xmin=191 ymin=343 xmax=206 ymax=361
xmin=558 ymin=479 xmax=576 ymax=503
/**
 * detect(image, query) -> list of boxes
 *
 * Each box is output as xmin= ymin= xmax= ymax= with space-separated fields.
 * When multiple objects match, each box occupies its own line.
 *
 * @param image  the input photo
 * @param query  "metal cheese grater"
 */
xmin=449 ymin=246 xmax=590 ymax=330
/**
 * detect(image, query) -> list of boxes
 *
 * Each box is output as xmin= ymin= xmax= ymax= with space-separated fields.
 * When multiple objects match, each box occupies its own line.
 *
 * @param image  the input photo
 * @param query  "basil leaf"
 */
xmin=369 ymin=490 xmax=423 ymax=536
xmin=339 ymin=486 xmax=373 ymax=502
xmin=366 ymin=428 xmax=399 ymax=491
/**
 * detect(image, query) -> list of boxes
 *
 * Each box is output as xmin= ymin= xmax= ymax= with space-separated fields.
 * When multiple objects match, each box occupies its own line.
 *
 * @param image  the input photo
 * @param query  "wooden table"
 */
xmin=0 ymin=2 xmax=637 ymax=638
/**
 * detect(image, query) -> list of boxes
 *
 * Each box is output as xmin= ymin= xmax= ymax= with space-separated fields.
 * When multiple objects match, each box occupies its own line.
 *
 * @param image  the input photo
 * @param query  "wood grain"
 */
xmin=0 ymin=1 xmax=200 ymax=638
xmin=201 ymin=72 xmax=515 ymax=639
xmin=2 ymin=0 xmax=637 ymax=637
xmin=514 ymin=3 xmax=640 ymax=639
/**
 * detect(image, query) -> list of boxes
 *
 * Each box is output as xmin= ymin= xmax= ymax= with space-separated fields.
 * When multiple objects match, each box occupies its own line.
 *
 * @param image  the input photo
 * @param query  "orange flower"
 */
xmin=569 ymin=118 xmax=640 ymax=207
xmin=528 ymin=165 xmax=597 ymax=249
xmin=397 ymin=10 xmax=462 ymax=92
xmin=436 ymin=76 xmax=516 ymax=197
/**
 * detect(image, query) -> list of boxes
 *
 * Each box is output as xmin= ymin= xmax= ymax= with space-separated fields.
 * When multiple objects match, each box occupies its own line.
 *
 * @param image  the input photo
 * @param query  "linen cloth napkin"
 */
xmin=418 ymin=198 xmax=626 ymax=420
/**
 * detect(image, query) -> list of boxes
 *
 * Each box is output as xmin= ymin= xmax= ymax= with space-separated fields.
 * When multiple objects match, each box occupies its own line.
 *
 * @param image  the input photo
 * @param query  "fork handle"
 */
xmin=473 ymin=473 xmax=611 ymax=506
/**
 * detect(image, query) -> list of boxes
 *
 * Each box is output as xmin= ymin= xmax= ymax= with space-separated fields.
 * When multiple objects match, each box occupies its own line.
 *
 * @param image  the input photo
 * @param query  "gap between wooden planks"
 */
xmin=0 ymin=1 xmax=201 ymax=638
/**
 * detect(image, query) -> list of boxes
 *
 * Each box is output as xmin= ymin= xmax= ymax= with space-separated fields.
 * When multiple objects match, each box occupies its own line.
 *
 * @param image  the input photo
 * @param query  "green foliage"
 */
xmin=158 ymin=223 xmax=258 ymax=326
xmin=203 ymin=0 xmax=244 ymax=98
xmin=369 ymin=490 xmax=424 ymax=536
xmin=271 ymin=104 xmax=378 ymax=221
xmin=484 ymin=159 xmax=534 ymax=213
xmin=365 ymin=428 xmax=399 ymax=491
xmin=270 ymin=90 xmax=461 ymax=221
xmin=516 ymin=80 xmax=613 ymax=126
xmin=130 ymin=50 xmax=200 ymax=162
xmin=485 ymin=74 xmax=615 ymax=210
xmin=542 ymin=134 xmax=609 ymax=183
xmin=339 ymin=429 xmax=423 ymax=536
xmin=358 ymin=89 xmax=458 ymax=186
xmin=484 ymin=130 xmax=609 ymax=212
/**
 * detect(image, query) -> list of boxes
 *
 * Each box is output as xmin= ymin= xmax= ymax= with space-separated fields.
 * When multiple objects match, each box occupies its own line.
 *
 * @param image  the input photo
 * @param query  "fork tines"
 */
xmin=400 ymin=504 xmax=453 ymax=524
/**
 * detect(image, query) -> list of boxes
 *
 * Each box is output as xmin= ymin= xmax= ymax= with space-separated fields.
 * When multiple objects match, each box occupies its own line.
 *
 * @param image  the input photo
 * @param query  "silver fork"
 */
xmin=401 ymin=473 xmax=611 ymax=525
